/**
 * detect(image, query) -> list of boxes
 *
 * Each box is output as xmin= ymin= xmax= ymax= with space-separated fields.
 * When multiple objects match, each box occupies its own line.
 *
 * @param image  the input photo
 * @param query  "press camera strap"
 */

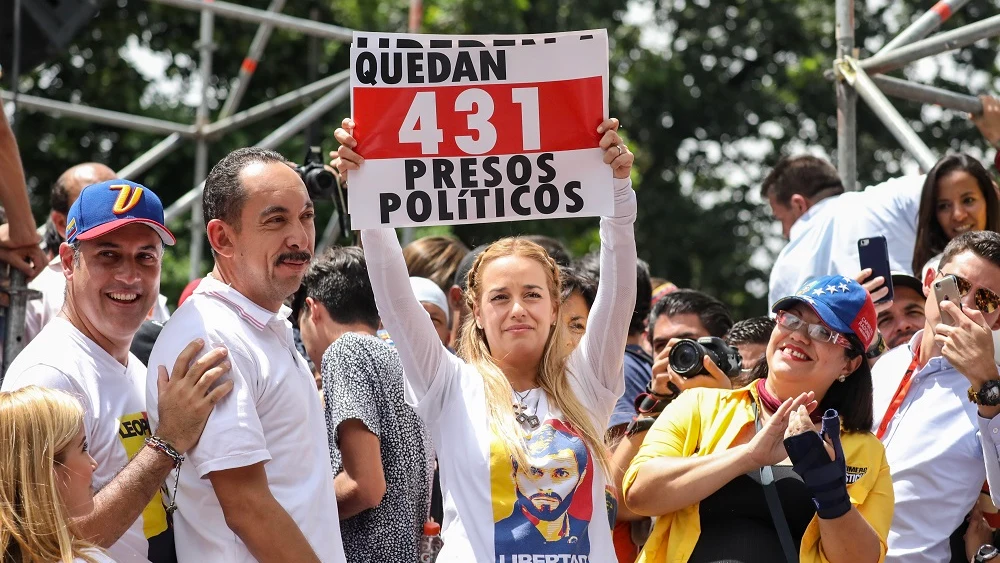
xmin=754 ymin=401 xmax=800 ymax=563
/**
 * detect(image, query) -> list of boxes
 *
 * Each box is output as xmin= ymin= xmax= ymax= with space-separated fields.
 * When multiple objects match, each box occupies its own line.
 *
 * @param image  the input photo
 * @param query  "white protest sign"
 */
xmin=347 ymin=29 xmax=612 ymax=229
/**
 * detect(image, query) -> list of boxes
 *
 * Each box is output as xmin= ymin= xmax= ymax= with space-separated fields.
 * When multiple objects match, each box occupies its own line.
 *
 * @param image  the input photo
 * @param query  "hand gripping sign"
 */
xmin=347 ymin=30 xmax=613 ymax=229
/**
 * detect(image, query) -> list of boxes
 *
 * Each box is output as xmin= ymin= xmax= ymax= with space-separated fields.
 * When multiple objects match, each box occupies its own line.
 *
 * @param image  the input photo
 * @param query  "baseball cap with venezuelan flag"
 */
xmin=65 ymin=179 xmax=175 ymax=246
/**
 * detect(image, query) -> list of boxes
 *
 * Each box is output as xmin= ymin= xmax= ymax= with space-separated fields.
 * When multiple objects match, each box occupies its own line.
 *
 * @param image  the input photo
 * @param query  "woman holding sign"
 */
xmin=334 ymin=117 xmax=636 ymax=563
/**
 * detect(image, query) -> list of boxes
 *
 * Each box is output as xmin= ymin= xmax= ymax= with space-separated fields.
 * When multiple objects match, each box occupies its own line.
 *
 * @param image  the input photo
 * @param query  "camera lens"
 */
xmin=669 ymin=340 xmax=705 ymax=378
xmin=306 ymin=168 xmax=335 ymax=194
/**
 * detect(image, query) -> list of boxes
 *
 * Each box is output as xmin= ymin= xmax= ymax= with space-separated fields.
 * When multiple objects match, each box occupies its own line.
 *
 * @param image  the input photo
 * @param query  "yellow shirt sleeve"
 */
xmin=622 ymin=388 xmax=703 ymax=501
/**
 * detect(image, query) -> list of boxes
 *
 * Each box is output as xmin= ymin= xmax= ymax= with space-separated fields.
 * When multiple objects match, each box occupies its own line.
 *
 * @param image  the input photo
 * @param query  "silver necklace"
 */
xmin=513 ymin=388 xmax=541 ymax=429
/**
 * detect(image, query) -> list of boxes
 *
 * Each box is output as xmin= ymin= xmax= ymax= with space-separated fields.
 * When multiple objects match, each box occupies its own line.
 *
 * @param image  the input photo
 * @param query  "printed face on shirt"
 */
xmin=514 ymin=448 xmax=583 ymax=520
xmin=473 ymin=255 xmax=558 ymax=368
xmin=561 ymin=290 xmax=590 ymax=353
xmin=55 ymin=427 xmax=98 ymax=520
xmin=935 ymin=170 xmax=988 ymax=240
xmin=766 ymin=303 xmax=860 ymax=399
xmin=877 ymin=285 xmax=926 ymax=349
xmin=493 ymin=421 xmax=593 ymax=559
xmin=226 ymin=161 xmax=316 ymax=311
xmin=61 ymin=223 xmax=163 ymax=346
xmin=934 ymin=250 xmax=1000 ymax=330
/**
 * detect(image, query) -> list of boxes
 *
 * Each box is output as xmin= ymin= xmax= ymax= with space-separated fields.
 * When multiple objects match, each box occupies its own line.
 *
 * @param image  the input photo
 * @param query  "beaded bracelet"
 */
xmin=145 ymin=436 xmax=183 ymax=466
xmin=145 ymin=436 xmax=183 ymax=515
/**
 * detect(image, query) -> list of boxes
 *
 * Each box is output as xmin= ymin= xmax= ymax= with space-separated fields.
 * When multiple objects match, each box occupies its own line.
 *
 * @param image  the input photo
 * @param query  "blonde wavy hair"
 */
xmin=0 ymin=386 xmax=100 ymax=563
xmin=457 ymin=237 xmax=611 ymax=478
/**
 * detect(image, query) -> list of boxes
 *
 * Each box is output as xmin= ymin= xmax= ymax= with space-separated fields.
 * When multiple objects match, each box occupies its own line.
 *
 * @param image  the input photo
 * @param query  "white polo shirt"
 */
xmin=2 ymin=318 xmax=167 ymax=563
xmin=145 ymin=274 xmax=345 ymax=563
xmin=767 ymin=174 xmax=924 ymax=307
xmin=26 ymin=257 xmax=171 ymax=343
xmin=872 ymin=332 xmax=986 ymax=563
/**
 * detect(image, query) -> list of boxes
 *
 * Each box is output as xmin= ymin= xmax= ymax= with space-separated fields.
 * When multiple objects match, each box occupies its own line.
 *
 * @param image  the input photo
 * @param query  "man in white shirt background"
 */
xmin=871 ymin=230 xmax=1000 ymax=563
xmin=763 ymin=99 xmax=1000 ymax=309
xmin=2 ymin=179 xmax=233 ymax=563
xmin=26 ymin=163 xmax=170 ymax=343
xmin=762 ymin=155 xmax=923 ymax=309
xmin=146 ymin=147 xmax=346 ymax=563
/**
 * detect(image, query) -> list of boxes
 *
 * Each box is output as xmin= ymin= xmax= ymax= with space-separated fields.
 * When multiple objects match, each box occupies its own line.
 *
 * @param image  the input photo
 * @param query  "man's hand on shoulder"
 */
xmin=154 ymin=338 xmax=234 ymax=453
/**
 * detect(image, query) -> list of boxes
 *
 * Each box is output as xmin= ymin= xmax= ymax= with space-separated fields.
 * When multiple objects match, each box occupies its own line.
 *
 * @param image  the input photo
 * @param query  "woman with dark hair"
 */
xmin=911 ymin=153 xmax=1000 ymax=278
xmin=623 ymin=276 xmax=894 ymax=563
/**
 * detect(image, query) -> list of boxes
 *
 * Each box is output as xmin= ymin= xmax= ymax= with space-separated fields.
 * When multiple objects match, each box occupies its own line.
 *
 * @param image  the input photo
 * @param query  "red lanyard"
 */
xmin=875 ymin=351 xmax=922 ymax=440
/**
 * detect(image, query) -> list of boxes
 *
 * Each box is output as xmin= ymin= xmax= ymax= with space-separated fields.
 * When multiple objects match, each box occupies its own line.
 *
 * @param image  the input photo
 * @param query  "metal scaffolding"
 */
xmin=834 ymin=0 xmax=996 ymax=188
xmin=6 ymin=0 xmax=354 ymax=268
xmin=5 ymin=0 xmax=996 ymax=369
xmin=0 ymin=0 xmax=356 ymax=371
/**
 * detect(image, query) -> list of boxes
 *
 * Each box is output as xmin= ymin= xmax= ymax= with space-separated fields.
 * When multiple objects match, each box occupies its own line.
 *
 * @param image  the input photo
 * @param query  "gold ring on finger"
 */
xmin=616 ymin=144 xmax=624 ymax=157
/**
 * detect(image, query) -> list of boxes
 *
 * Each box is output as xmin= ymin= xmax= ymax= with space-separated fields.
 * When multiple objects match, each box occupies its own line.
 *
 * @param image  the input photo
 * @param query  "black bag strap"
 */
xmin=754 ymin=401 xmax=799 ymax=563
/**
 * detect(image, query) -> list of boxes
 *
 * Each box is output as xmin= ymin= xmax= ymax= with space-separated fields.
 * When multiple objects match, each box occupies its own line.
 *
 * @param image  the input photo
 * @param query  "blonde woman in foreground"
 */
xmin=334 ymin=116 xmax=636 ymax=562
xmin=0 ymin=386 xmax=114 ymax=563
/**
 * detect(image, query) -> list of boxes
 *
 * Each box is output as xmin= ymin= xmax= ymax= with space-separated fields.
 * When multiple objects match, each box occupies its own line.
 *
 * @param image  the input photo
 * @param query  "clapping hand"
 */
xmin=745 ymin=391 xmax=817 ymax=468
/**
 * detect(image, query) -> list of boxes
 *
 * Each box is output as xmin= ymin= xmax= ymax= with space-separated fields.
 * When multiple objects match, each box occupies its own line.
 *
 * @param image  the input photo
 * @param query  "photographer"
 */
xmin=644 ymin=290 xmax=736 ymax=401
xmin=622 ymin=276 xmax=893 ymax=563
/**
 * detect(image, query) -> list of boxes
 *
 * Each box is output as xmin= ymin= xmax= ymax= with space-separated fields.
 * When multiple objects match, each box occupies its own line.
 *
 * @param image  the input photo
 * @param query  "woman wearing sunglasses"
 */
xmin=622 ymin=275 xmax=894 ymax=563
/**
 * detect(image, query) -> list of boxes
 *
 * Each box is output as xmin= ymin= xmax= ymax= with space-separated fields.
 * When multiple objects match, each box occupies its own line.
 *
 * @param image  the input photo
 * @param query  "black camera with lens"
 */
xmin=668 ymin=336 xmax=742 ymax=379
xmin=295 ymin=145 xmax=352 ymax=242
xmin=296 ymin=146 xmax=338 ymax=199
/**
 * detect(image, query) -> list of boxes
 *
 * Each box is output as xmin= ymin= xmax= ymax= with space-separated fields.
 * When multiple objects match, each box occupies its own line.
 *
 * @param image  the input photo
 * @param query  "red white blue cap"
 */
xmin=66 ymin=180 xmax=175 ymax=246
xmin=771 ymin=275 xmax=878 ymax=351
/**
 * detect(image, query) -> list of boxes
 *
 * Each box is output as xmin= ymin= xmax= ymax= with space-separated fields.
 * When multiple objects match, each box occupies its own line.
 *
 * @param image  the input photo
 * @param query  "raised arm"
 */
xmin=360 ymin=227 xmax=456 ymax=401
xmin=334 ymin=119 xmax=457 ymax=403
xmin=0 ymin=96 xmax=47 ymax=278
xmin=575 ymin=119 xmax=638 ymax=394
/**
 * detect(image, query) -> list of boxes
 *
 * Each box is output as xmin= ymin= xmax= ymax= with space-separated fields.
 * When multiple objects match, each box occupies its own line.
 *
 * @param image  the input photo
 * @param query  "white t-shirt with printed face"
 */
xmin=145 ymin=276 xmax=345 ymax=563
xmin=361 ymin=176 xmax=639 ymax=563
xmin=2 ymin=318 xmax=168 ymax=563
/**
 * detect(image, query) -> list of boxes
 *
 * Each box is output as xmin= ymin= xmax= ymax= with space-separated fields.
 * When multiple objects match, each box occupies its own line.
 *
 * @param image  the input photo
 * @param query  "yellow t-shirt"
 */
xmin=622 ymin=385 xmax=894 ymax=563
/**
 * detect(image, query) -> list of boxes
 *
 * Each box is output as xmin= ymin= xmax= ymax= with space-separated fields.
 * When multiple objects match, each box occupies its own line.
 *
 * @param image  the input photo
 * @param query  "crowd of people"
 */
xmin=2 ymin=78 xmax=1000 ymax=563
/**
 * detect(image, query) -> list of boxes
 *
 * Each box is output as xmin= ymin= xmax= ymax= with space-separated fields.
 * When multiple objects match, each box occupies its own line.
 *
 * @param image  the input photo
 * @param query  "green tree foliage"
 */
xmin=10 ymin=0 xmax=998 ymax=317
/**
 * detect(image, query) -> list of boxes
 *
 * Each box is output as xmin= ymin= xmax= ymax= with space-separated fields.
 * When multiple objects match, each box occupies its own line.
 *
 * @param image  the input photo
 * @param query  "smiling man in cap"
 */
xmin=2 ymin=179 xmax=233 ymax=563
xmin=25 ymin=164 xmax=172 ymax=344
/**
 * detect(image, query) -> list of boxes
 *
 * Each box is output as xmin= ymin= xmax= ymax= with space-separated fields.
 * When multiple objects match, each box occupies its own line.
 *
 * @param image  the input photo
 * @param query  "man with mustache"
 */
xmin=146 ymin=148 xmax=347 ymax=563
